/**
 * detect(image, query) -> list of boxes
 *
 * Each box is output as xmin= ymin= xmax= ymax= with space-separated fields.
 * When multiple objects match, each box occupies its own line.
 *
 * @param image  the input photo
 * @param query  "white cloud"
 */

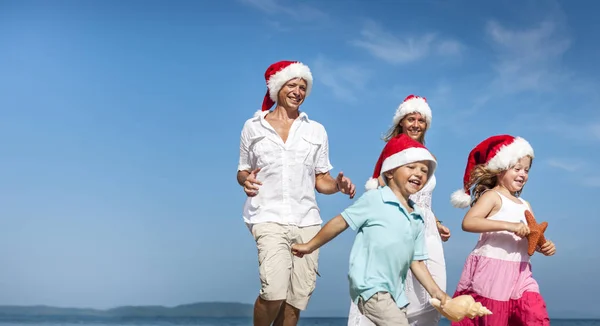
xmin=544 ymin=158 xmax=600 ymax=188
xmin=486 ymin=20 xmax=571 ymax=93
xmin=546 ymin=158 xmax=585 ymax=172
xmin=529 ymin=116 xmax=600 ymax=143
xmin=437 ymin=40 xmax=463 ymax=56
xmin=351 ymin=20 xmax=463 ymax=64
xmin=312 ymin=55 xmax=371 ymax=103
xmin=239 ymin=0 xmax=327 ymax=22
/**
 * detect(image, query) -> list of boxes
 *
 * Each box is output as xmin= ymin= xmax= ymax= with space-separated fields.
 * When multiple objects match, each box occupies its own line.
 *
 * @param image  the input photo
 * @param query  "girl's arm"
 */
xmin=291 ymin=215 xmax=349 ymax=257
xmin=462 ymin=191 xmax=521 ymax=233
xmin=523 ymin=200 xmax=557 ymax=255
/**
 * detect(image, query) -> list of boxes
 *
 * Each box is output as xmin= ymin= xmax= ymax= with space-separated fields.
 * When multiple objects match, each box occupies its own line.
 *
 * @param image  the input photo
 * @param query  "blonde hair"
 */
xmin=468 ymin=156 xmax=533 ymax=206
xmin=382 ymin=119 xmax=427 ymax=144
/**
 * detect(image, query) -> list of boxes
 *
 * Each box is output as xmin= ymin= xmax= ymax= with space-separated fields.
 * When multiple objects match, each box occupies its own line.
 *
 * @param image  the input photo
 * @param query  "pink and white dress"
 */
xmin=452 ymin=191 xmax=549 ymax=326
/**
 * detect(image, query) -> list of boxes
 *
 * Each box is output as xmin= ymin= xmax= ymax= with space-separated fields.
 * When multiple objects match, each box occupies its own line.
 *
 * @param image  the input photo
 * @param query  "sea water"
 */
xmin=1 ymin=317 xmax=600 ymax=326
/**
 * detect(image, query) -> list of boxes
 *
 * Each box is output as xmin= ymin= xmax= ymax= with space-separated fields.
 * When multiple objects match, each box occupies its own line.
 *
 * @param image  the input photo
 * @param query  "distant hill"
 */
xmin=0 ymin=302 xmax=254 ymax=318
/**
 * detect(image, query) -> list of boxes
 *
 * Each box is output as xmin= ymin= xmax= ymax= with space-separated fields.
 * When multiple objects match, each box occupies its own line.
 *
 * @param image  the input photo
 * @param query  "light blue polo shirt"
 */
xmin=341 ymin=186 xmax=428 ymax=309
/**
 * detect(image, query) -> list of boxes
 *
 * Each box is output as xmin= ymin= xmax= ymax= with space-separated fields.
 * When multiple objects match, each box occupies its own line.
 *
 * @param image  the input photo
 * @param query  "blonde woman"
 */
xmin=348 ymin=95 xmax=450 ymax=326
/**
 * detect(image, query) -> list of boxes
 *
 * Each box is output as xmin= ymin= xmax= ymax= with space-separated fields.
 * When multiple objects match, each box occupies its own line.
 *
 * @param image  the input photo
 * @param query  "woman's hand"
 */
xmin=436 ymin=221 xmax=451 ymax=242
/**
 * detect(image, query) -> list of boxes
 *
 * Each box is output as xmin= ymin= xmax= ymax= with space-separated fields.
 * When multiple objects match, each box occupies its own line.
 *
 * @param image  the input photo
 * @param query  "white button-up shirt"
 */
xmin=238 ymin=110 xmax=333 ymax=227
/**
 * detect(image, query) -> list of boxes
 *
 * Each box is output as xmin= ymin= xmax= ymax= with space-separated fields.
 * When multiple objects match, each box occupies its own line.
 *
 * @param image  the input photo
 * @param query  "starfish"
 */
xmin=524 ymin=210 xmax=548 ymax=256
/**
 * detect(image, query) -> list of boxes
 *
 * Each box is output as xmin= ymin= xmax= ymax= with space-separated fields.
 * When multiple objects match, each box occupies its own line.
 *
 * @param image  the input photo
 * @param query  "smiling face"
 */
xmin=498 ymin=156 xmax=532 ymax=193
xmin=277 ymin=78 xmax=307 ymax=110
xmin=384 ymin=161 xmax=430 ymax=198
xmin=399 ymin=113 xmax=427 ymax=143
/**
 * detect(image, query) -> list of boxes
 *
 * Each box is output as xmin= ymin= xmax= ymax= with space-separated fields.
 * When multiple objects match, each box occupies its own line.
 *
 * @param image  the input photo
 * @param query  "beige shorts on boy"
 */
xmin=250 ymin=222 xmax=320 ymax=310
xmin=358 ymin=292 xmax=409 ymax=326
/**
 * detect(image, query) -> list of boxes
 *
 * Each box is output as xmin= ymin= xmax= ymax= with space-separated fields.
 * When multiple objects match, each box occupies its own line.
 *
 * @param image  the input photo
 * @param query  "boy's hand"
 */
xmin=433 ymin=291 xmax=451 ymax=307
xmin=291 ymin=243 xmax=314 ymax=258
xmin=537 ymin=240 xmax=556 ymax=256
xmin=510 ymin=222 xmax=530 ymax=238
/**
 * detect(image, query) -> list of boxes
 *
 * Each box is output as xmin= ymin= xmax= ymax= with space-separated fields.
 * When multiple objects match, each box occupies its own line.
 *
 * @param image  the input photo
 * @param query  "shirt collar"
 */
xmin=254 ymin=110 xmax=310 ymax=122
xmin=379 ymin=186 xmax=423 ymax=220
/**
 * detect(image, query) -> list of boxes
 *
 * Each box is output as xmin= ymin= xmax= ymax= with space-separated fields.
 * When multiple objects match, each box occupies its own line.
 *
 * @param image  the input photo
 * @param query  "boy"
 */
xmin=292 ymin=134 xmax=450 ymax=326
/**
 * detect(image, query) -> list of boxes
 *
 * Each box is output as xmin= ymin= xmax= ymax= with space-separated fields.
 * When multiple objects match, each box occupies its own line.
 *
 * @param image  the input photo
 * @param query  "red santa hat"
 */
xmin=392 ymin=95 xmax=432 ymax=128
xmin=450 ymin=134 xmax=535 ymax=208
xmin=260 ymin=60 xmax=313 ymax=113
xmin=365 ymin=134 xmax=437 ymax=190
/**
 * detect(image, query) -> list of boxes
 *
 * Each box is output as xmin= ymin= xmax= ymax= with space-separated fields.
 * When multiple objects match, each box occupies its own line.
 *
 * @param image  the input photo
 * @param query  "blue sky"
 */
xmin=1 ymin=0 xmax=599 ymax=319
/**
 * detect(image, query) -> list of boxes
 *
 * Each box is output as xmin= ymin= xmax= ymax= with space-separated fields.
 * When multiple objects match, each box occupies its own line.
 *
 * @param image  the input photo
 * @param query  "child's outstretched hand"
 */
xmin=291 ymin=243 xmax=314 ymax=258
xmin=510 ymin=222 xmax=530 ymax=238
xmin=537 ymin=240 xmax=556 ymax=256
xmin=433 ymin=291 xmax=452 ymax=307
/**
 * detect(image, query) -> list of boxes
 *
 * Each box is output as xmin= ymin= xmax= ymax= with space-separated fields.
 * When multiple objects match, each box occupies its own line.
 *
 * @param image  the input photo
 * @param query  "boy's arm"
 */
xmin=409 ymin=260 xmax=450 ymax=305
xmin=292 ymin=215 xmax=349 ymax=257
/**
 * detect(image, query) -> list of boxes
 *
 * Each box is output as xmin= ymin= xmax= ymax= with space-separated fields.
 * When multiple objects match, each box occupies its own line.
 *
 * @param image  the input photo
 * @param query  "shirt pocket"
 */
xmin=250 ymin=136 xmax=281 ymax=168
xmin=295 ymin=135 xmax=322 ymax=168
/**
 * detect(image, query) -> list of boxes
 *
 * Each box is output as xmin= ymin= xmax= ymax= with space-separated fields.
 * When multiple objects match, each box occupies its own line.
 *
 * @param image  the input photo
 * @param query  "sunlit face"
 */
xmin=384 ymin=161 xmax=430 ymax=197
xmin=498 ymin=156 xmax=532 ymax=193
xmin=399 ymin=113 xmax=427 ymax=142
xmin=277 ymin=78 xmax=306 ymax=109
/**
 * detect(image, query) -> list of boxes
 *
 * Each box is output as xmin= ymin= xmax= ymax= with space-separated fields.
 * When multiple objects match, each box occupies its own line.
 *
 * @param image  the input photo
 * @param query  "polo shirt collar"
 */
xmin=379 ymin=186 xmax=423 ymax=220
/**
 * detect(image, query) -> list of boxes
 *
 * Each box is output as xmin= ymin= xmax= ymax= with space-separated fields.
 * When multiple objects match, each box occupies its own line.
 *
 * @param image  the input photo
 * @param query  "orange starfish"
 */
xmin=524 ymin=210 xmax=548 ymax=256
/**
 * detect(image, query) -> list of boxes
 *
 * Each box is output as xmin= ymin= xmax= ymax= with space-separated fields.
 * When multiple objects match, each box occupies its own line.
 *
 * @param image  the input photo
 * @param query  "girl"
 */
xmin=449 ymin=134 xmax=556 ymax=325
xmin=348 ymin=95 xmax=450 ymax=326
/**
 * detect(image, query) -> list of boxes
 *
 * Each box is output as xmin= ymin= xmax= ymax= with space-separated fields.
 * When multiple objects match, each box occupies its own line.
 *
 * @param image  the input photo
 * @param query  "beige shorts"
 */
xmin=250 ymin=222 xmax=320 ymax=310
xmin=358 ymin=292 xmax=409 ymax=326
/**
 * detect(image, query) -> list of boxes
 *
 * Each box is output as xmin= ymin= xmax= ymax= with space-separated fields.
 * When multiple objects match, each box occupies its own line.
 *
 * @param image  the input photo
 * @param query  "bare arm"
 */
xmin=316 ymin=171 xmax=356 ymax=198
xmin=410 ymin=260 xmax=450 ymax=304
xmin=315 ymin=172 xmax=339 ymax=194
xmin=462 ymin=191 xmax=517 ymax=233
xmin=292 ymin=215 xmax=349 ymax=256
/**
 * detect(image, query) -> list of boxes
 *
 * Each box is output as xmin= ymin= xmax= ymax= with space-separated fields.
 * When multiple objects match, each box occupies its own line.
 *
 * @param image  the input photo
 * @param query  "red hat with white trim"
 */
xmin=260 ymin=60 xmax=313 ymax=112
xmin=365 ymin=134 xmax=437 ymax=190
xmin=392 ymin=95 xmax=432 ymax=129
xmin=450 ymin=134 xmax=535 ymax=208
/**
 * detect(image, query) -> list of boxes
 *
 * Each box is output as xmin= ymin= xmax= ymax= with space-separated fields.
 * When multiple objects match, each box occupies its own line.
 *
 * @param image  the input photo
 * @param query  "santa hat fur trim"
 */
xmin=261 ymin=61 xmax=313 ymax=112
xmin=365 ymin=134 xmax=436 ymax=190
xmin=450 ymin=135 xmax=534 ymax=208
xmin=392 ymin=95 xmax=432 ymax=128
xmin=267 ymin=62 xmax=312 ymax=103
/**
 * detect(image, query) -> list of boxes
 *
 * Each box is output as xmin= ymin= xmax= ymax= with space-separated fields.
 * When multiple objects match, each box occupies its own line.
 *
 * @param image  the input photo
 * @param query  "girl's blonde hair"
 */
xmin=382 ymin=118 xmax=427 ymax=144
xmin=468 ymin=156 xmax=533 ymax=206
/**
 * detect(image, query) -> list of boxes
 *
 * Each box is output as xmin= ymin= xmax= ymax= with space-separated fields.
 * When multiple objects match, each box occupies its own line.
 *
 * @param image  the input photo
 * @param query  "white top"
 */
xmin=471 ymin=191 xmax=531 ymax=263
xmin=238 ymin=110 xmax=333 ymax=227
xmin=410 ymin=174 xmax=437 ymax=236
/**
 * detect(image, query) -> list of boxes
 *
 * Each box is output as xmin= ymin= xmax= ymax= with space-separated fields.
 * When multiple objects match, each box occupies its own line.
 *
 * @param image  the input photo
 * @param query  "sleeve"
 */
xmin=412 ymin=220 xmax=429 ymax=261
xmin=237 ymin=123 xmax=252 ymax=172
xmin=315 ymin=127 xmax=333 ymax=174
xmin=340 ymin=192 xmax=374 ymax=231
